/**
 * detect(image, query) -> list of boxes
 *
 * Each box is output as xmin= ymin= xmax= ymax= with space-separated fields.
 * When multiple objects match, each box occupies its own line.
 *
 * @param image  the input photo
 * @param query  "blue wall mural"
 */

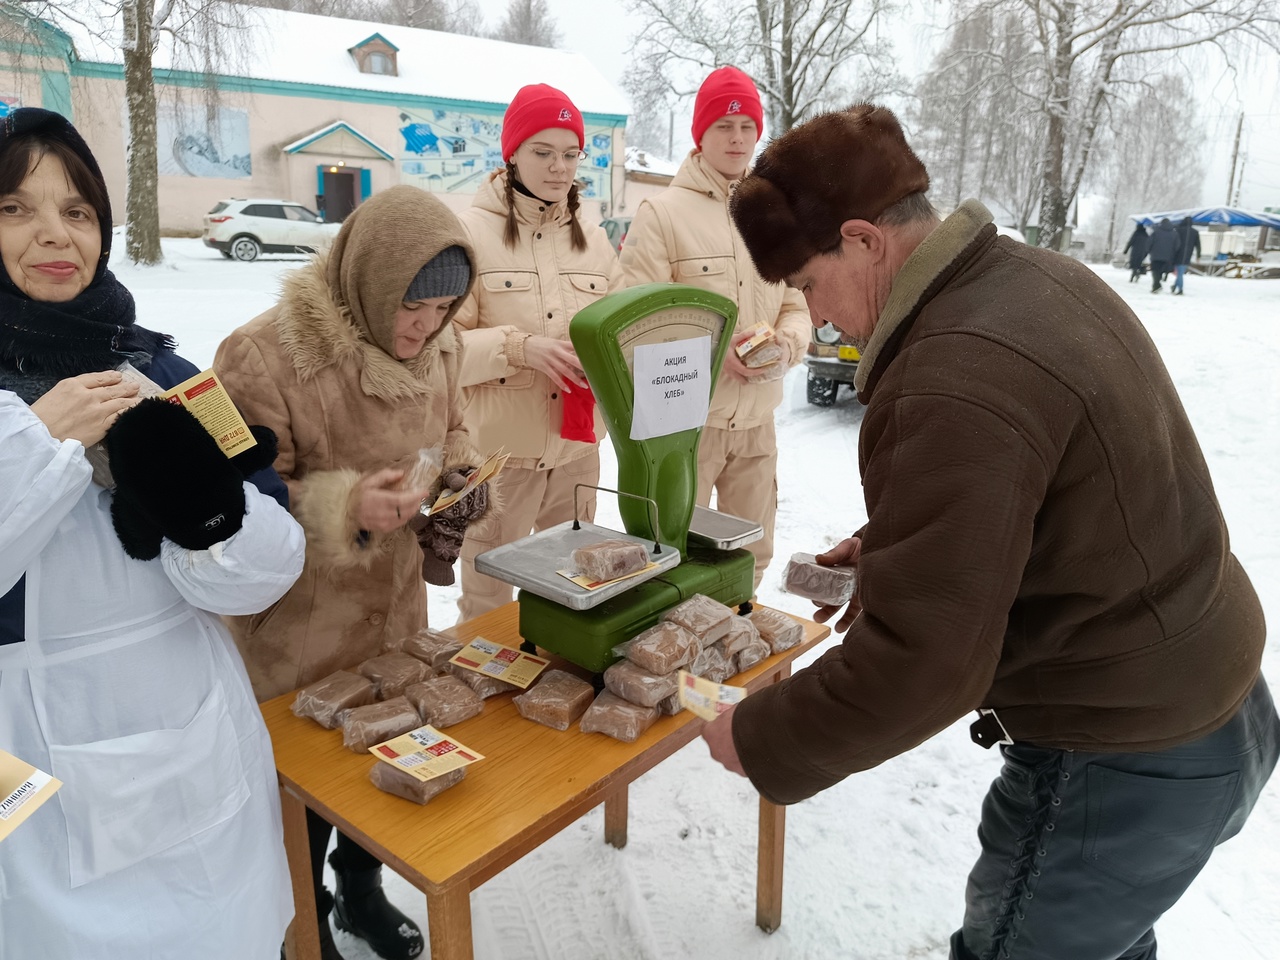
xmin=397 ymin=106 xmax=613 ymax=201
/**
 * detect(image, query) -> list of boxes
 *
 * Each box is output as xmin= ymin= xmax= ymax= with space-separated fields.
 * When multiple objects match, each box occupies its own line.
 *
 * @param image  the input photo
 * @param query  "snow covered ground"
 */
xmin=117 ymin=241 xmax=1280 ymax=959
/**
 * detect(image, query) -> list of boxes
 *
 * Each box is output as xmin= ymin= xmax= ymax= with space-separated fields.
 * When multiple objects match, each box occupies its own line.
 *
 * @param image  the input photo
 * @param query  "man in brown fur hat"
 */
xmin=701 ymin=103 xmax=1278 ymax=960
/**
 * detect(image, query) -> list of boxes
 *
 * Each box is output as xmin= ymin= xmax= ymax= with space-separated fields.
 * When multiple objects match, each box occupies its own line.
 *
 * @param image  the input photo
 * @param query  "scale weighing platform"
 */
xmin=474 ymin=284 xmax=763 ymax=672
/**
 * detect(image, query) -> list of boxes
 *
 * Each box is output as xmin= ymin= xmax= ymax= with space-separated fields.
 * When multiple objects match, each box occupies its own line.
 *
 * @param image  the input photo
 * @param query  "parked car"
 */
xmin=203 ymin=199 xmax=340 ymax=262
xmin=803 ymin=322 xmax=859 ymax=406
xmin=600 ymin=216 xmax=632 ymax=253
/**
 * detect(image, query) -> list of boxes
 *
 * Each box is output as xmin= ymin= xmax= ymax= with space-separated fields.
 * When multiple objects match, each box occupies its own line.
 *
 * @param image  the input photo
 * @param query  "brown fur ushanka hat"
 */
xmin=730 ymin=103 xmax=930 ymax=283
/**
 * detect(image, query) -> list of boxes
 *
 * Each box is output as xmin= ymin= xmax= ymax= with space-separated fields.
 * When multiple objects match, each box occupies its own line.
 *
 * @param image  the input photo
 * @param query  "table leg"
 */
xmin=756 ymin=795 xmax=785 ymax=933
xmin=604 ymin=785 xmax=629 ymax=849
xmin=426 ymin=883 xmax=474 ymax=960
xmin=280 ymin=783 xmax=320 ymax=960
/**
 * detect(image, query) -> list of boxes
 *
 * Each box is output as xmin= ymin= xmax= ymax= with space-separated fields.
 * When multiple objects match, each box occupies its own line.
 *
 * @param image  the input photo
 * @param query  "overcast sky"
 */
xmin=474 ymin=0 xmax=1280 ymax=209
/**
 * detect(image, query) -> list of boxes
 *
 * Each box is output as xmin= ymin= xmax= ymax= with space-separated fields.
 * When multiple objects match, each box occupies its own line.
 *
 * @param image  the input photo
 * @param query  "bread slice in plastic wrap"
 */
xmin=512 ymin=669 xmax=596 ymax=731
xmin=446 ymin=662 xmax=520 ymax=698
xmin=614 ymin=621 xmax=700 ymax=675
xmin=579 ymin=691 xmax=659 ymax=742
xmin=716 ymin=616 xmax=760 ymax=656
xmin=405 ymin=675 xmax=484 ymax=728
xmin=603 ymin=658 xmax=679 ymax=707
xmin=369 ymin=763 xmax=465 ymax=805
xmin=402 ymin=629 xmax=465 ymax=671
xmin=662 ymin=594 xmax=735 ymax=645
xmin=749 ymin=607 xmax=805 ymax=654
xmin=735 ymin=634 xmax=771 ymax=673
xmin=341 ymin=697 xmax=423 ymax=753
xmin=291 ymin=670 xmax=376 ymax=729
xmin=696 ymin=644 xmax=736 ymax=684
xmin=572 ymin=538 xmax=651 ymax=583
xmin=657 ymin=691 xmax=682 ymax=716
xmin=358 ymin=652 xmax=433 ymax=700
xmin=783 ymin=552 xmax=857 ymax=606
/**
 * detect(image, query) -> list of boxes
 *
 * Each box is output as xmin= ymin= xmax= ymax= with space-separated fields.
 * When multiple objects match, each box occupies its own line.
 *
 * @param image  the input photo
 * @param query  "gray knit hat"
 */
xmin=405 ymin=245 xmax=471 ymax=301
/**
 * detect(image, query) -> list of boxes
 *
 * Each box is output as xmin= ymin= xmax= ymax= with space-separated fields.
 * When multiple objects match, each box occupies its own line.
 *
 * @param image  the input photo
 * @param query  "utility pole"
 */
xmin=1233 ymin=154 xmax=1247 ymax=207
xmin=1226 ymin=112 xmax=1243 ymax=205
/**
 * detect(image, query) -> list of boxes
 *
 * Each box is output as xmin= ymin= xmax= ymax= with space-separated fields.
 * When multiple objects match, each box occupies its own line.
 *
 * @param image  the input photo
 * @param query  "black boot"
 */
xmin=329 ymin=849 xmax=425 ymax=960
xmin=280 ymin=889 xmax=347 ymax=960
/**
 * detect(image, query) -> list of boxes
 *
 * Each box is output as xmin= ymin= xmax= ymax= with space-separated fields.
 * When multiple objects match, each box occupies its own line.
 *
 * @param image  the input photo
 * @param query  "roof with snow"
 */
xmin=624 ymin=146 xmax=679 ymax=178
xmin=52 ymin=4 xmax=629 ymax=119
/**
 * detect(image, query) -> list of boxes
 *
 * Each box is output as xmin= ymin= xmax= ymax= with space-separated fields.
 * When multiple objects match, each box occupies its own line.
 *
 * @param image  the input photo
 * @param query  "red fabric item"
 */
xmin=691 ymin=66 xmax=764 ymax=148
xmin=501 ymin=84 xmax=585 ymax=162
xmin=560 ymin=382 xmax=597 ymax=443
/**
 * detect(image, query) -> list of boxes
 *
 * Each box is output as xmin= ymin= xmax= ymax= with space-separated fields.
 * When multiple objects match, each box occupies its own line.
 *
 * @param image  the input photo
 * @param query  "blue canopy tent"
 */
xmin=1130 ymin=207 xmax=1280 ymax=229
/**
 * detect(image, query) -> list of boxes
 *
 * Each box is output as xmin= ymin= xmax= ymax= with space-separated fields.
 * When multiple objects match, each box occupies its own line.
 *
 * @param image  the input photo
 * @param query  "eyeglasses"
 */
xmin=525 ymin=146 xmax=588 ymax=167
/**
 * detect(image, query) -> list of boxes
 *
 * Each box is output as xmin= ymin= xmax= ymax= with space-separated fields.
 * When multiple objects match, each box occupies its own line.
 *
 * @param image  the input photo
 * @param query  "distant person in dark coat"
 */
xmin=1172 ymin=216 xmax=1202 ymax=295
xmin=1148 ymin=217 xmax=1178 ymax=292
xmin=1123 ymin=223 xmax=1150 ymax=282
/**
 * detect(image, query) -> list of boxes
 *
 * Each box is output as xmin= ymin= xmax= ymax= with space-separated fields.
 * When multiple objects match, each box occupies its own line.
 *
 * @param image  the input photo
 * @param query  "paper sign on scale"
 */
xmin=630 ymin=336 xmax=712 ymax=441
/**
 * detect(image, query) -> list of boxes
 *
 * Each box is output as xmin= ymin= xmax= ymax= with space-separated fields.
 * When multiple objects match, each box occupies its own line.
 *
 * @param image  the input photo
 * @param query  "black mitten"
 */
xmin=106 ymin=399 xmax=278 ymax=560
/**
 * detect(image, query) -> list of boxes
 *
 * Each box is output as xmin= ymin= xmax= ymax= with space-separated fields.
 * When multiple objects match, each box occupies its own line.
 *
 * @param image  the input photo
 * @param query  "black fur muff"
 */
xmin=105 ymin=399 xmax=277 ymax=560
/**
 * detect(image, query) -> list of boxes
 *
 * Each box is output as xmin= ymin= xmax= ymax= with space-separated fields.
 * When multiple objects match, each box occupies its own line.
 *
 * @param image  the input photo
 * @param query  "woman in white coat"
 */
xmin=0 ymin=109 xmax=304 ymax=959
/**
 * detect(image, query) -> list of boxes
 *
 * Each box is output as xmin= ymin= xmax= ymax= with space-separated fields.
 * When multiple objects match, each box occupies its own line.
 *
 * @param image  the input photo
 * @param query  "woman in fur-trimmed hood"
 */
xmin=215 ymin=185 xmax=491 ymax=960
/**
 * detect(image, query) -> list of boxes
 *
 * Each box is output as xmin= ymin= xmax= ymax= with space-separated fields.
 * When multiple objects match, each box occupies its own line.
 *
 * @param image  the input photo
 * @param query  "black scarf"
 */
xmin=0 ymin=108 xmax=173 ymax=403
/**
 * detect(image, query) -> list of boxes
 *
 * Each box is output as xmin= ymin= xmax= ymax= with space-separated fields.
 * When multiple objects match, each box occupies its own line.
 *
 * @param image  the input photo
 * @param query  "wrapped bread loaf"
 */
xmin=615 ymin=621 xmax=700 ymax=675
xmin=657 ymin=691 xmax=683 ymax=716
xmin=603 ymin=658 xmax=679 ymax=707
xmin=697 ymin=644 xmax=736 ymax=684
xmin=579 ymin=691 xmax=659 ymax=742
xmin=662 ymin=594 xmax=735 ymax=645
xmin=750 ymin=607 xmax=805 ymax=653
xmin=735 ymin=634 xmax=771 ymax=673
xmin=783 ymin=552 xmax=857 ymax=606
xmin=369 ymin=763 xmax=465 ymax=805
xmin=358 ymin=653 xmax=433 ymax=700
xmin=512 ymin=669 xmax=596 ymax=731
xmin=716 ymin=616 xmax=759 ymax=656
xmin=402 ymin=629 xmax=464 ymax=671
xmin=341 ymin=697 xmax=422 ymax=753
xmin=744 ymin=361 xmax=787 ymax=383
xmin=291 ymin=670 xmax=376 ymax=729
xmin=572 ymin=538 xmax=650 ymax=583
xmin=741 ymin=339 xmax=785 ymax=369
xmin=686 ymin=645 xmax=714 ymax=678
xmin=405 ymin=675 xmax=484 ymax=728
xmin=446 ymin=662 xmax=520 ymax=699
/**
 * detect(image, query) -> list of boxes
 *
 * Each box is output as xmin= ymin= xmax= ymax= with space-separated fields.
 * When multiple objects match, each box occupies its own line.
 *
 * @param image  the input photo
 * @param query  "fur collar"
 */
xmin=273 ymin=251 xmax=457 ymax=402
xmin=855 ymin=200 xmax=994 ymax=396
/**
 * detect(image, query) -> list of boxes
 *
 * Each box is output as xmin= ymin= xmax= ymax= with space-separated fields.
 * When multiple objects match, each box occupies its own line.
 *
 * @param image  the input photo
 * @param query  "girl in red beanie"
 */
xmin=452 ymin=83 xmax=623 ymax=620
xmin=620 ymin=65 xmax=810 ymax=592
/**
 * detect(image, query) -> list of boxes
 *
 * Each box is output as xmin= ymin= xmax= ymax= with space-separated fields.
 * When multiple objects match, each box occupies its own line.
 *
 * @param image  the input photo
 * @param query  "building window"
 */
xmin=363 ymin=51 xmax=394 ymax=75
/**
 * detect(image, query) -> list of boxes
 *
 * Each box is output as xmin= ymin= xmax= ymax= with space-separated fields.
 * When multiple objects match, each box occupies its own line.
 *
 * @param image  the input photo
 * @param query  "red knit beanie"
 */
xmin=691 ymin=66 xmax=764 ymax=148
xmin=501 ymin=84 xmax=585 ymax=162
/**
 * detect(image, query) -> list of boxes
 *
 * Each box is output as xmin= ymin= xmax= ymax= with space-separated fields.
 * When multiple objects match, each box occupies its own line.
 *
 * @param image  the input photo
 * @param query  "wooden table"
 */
xmin=264 ymin=602 xmax=829 ymax=960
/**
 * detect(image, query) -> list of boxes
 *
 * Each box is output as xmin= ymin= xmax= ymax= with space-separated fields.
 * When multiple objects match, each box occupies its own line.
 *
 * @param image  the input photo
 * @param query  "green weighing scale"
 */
xmin=473 ymin=284 xmax=763 ymax=673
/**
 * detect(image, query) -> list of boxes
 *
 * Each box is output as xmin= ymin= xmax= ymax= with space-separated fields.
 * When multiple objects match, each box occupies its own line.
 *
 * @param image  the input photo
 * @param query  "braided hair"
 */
xmin=503 ymin=162 xmax=588 ymax=253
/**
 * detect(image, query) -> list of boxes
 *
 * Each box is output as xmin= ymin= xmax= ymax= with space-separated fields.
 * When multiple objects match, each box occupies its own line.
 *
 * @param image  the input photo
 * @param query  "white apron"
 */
xmin=0 ymin=394 xmax=302 ymax=960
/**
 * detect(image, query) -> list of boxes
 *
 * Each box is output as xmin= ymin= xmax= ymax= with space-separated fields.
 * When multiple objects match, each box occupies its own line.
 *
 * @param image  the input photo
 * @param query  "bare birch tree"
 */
xmin=24 ymin=0 xmax=254 ymax=264
xmin=626 ymin=0 xmax=900 ymax=138
xmin=948 ymin=0 xmax=1280 ymax=249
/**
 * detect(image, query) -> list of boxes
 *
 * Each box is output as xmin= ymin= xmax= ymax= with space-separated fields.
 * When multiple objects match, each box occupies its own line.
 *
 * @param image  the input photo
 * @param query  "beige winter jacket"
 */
xmin=620 ymin=150 xmax=811 ymax=430
xmin=453 ymin=170 xmax=624 ymax=471
xmin=215 ymin=192 xmax=481 ymax=701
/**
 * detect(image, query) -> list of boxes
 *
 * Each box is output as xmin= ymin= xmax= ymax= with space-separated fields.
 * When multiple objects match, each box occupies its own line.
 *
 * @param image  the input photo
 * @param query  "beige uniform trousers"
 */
xmin=697 ymin=421 xmax=778 ymax=591
xmin=458 ymin=449 xmax=600 ymax=622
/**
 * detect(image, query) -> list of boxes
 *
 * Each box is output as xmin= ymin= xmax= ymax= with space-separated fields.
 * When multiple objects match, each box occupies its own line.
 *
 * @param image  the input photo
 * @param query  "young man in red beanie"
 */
xmin=453 ymin=83 xmax=623 ymax=620
xmin=701 ymin=102 xmax=1279 ymax=960
xmin=620 ymin=65 xmax=810 ymax=591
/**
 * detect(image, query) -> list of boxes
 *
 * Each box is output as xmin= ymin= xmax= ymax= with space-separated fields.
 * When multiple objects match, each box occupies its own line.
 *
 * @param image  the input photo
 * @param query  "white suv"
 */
xmin=203 ymin=199 xmax=340 ymax=262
